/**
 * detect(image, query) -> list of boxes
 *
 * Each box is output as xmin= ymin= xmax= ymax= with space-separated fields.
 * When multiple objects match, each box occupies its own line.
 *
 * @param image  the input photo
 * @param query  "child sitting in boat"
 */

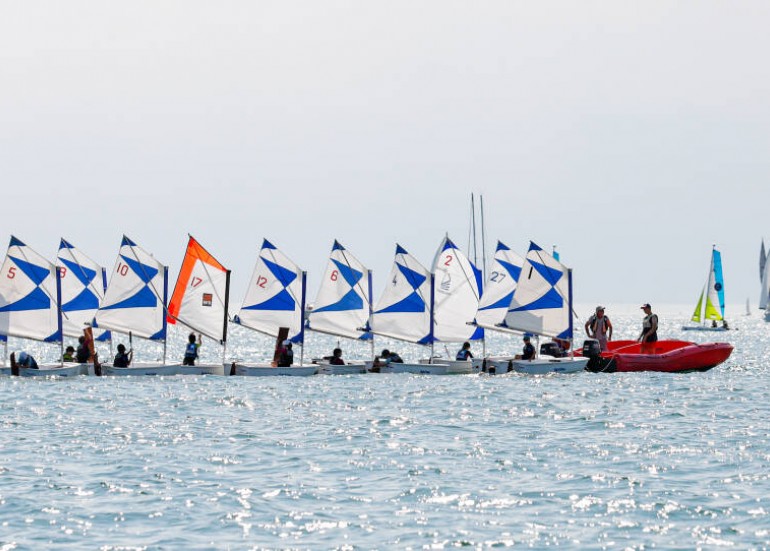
xmin=113 ymin=344 xmax=133 ymax=367
xmin=183 ymin=333 xmax=202 ymax=366
xmin=329 ymin=348 xmax=345 ymax=365
xmin=456 ymin=342 xmax=473 ymax=361
xmin=63 ymin=346 xmax=76 ymax=362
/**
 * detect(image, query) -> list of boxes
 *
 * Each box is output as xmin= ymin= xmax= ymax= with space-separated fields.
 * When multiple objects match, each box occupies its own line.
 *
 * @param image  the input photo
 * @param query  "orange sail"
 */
xmin=167 ymin=236 xmax=230 ymax=342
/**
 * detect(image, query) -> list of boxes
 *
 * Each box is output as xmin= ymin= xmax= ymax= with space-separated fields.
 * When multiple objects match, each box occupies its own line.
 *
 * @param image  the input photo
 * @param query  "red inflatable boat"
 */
xmin=579 ymin=339 xmax=733 ymax=373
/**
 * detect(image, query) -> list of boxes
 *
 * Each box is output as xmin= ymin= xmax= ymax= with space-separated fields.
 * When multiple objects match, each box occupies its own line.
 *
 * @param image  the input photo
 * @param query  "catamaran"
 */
xmin=682 ymin=245 xmax=728 ymax=331
xmin=306 ymin=240 xmax=371 ymax=375
xmin=230 ymin=239 xmax=316 ymax=376
xmin=166 ymin=235 xmax=230 ymax=375
xmin=94 ymin=236 xmax=175 ymax=375
xmin=477 ymin=241 xmax=588 ymax=374
xmin=0 ymin=236 xmax=86 ymax=376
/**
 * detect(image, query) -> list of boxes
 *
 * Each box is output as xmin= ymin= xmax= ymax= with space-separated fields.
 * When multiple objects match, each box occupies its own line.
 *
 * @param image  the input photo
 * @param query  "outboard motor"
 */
xmin=582 ymin=339 xmax=606 ymax=372
xmin=540 ymin=341 xmax=563 ymax=358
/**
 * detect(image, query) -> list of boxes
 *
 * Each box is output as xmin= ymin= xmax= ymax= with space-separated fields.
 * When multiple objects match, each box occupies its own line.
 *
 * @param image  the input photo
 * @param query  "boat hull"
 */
xmin=583 ymin=340 xmax=733 ymax=373
xmin=228 ymin=363 xmax=317 ymax=376
xmin=681 ymin=326 xmax=728 ymax=332
xmin=315 ymin=362 xmax=368 ymax=375
xmin=367 ymin=361 xmax=449 ymax=375
xmin=0 ymin=362 xmax=89 ymax=377
xmin=100 ymin=362 xmax=180 ymax=376
xmin=418 ymin=359 xmax=475 ymax=374
xmin=476 ymin=356 xmax=587 ymax=374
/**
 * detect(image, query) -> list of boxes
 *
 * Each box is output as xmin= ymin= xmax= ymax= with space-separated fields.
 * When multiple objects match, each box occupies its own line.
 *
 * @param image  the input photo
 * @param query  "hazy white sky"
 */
xmin=2 ymin=1 xmax=769 ymax=316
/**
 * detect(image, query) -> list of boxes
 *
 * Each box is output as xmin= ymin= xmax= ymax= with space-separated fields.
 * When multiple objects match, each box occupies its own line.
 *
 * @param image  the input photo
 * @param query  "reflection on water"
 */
xmin=0 ymin=311 xmax=768 ymax=547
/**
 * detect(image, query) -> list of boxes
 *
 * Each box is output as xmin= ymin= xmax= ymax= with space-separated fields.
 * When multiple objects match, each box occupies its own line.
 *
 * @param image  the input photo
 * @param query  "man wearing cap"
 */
xmin=639 ymin=303 xmax=658 ymax=352
xmin=585 ymin=306 xmax=613 ymax=351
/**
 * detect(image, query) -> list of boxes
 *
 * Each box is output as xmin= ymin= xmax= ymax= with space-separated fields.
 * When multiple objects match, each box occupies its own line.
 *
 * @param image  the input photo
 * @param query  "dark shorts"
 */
xmin=183 ymin=357 xmax=196 ymax=366
xmin=643 ymin=333 xmax=658 ymax=343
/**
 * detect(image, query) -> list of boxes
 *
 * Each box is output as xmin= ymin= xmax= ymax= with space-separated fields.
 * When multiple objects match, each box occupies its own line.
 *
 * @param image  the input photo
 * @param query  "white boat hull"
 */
xmin=0 ymin=362 xmax=89 ymax=377
xmin=228 ymin=363 xmax=317 ymax=377
xmin=367 ymin=361 xmax=450 ymax=375
xmin=681 ymin=326 xmax=728 ymax=332
xmin=100 ymin=362 xmax=180 ymax=376
xmin=476 ymin=356 xmax=588 ymax=375
xmin=176 ymin=363 xmax=225 ymax=376
xmin=315 ymin=362 xmax=368 ymax=375
xmin=419 ymin=358 xmax=475 ymax=374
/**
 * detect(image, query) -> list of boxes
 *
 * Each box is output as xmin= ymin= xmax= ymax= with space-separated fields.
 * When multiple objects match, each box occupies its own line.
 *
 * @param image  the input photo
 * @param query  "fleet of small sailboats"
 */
xmin=0 ymin=226 xmax=739 ymax=377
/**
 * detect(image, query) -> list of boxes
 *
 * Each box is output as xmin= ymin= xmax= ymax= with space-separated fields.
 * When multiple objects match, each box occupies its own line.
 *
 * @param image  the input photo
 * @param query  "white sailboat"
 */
xmin=369 ymin=237 xmax=483 ymax=375
xmin=682 ymin=245 xmax=728 ymax=331
xmin=474 ymin=241 xmax=525 ymax=329
xmin=306 ymin=240 xmax=371 ymax=375
xmin=760 ymin=239 xmax=770 ymax=321
xmin=166 ymin=235 xmax=230 ymax=375
xmin=478 ymin=241 xmax=588 ymax=374
xmin=0 ymin=236 xmax=86 ymax=376
xmin=230 ymin=239 xmax=316 ymax=376
xmin=94 ymin=236 xmax=174 ymax=375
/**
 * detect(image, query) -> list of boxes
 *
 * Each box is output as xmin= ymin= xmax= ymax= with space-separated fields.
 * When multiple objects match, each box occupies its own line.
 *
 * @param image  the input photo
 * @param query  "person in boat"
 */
xmin=585 ymin=306 xmax=613 ymax=351
xmin=63 ymin=346 xmax=76 ymax=362
xmin=456 ymin=341 xmax=473 ymax=361
xmin=113 ymin=344 xmax=133 ymax=367
xmin=183 ymin=332 xmax=202 ymax=366
xmin=76 ymin=331 xmax=92 ymax=363
xmin=722 ymin=319 xmax=729 ymax=330
xmin=639 ymin=303 xmax=658 ymax=352
xmin=277 ymin=340 xmax=294 ymax=367
xmin=374 ymin=349 xmax=403 ymax=367
xmin=515 ymin=334 xmax=536 ymax=360
xmin=14 ymin=351 xmax=38 ymax=369
xmin=329 ymin=348 xmax=345 ymax=366
xmin=711 ymin=320 xmax=718 ymax=328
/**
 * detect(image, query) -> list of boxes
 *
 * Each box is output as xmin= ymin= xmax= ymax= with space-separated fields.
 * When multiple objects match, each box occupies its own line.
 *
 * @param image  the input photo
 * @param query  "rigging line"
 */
xmin=480 ymin=195 xmax=487 ymax=278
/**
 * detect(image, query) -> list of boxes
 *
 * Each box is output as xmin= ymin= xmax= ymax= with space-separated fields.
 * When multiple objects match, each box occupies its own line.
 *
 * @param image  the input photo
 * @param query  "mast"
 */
xmin=56 ymin=263 xmax=64 ymax=366
xmin=299 ymin=271 xmax=307 ymax=366
xmin=222 ymin=269 xmax=231 ymax=364
xmin=429 ymin=273 xmax=436 ymax=360
xmin=367 ymin=268 xmax=374 ymax=359
xmin=567 ymin=268 xmax=574 ymax=356
xmin=162 ymin=266 xmax=168 ymax=364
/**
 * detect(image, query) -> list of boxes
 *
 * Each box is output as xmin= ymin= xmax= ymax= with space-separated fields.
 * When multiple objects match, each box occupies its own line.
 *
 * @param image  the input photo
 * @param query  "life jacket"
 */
xmin=184 ymin=342 xmax=198 ymax=359
xmin=456 ymin=349 xmax=472 ymax=361
xmin=589 ymin=315 xmax=609 ymax=335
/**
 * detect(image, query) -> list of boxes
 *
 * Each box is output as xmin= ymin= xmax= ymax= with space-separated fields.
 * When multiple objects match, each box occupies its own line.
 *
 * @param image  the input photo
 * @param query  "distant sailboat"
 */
xmin=683 ymin=245 xmax=728 ymax=331
xmin=759 ymin=239 xmax=770 ymax=321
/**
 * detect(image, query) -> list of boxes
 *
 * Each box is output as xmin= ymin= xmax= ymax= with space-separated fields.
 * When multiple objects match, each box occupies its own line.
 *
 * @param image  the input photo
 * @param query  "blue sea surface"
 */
xmin=1 ymin=309 xmax=769 ymax=548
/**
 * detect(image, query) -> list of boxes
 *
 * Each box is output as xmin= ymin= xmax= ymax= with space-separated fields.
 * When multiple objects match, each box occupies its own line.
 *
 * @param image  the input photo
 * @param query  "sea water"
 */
xmin=1 ymin=307 xmax=769 ymax=549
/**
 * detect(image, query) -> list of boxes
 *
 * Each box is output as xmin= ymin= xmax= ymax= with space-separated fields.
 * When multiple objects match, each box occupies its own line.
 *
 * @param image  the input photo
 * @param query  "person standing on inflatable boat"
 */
xmin=639 ymin=303 xmax=658 ymax=353
xmin=585 ymin=306 xmax=613 ymax=351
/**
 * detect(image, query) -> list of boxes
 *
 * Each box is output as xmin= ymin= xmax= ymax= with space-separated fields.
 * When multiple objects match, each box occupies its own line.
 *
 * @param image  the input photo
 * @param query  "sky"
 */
xmin=2 ymin=1 xmax=770 ymax=316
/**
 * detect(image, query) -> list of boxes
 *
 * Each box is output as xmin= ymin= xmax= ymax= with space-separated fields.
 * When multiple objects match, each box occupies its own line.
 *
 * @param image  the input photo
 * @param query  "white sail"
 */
xmin=500 ymin=241 xmax=572 ymax=339
xmin=95 ymin=236 xmax=168 ymax=341
xmin=234 ymin=239 xmax=305 ymax=342
xmin=307 ymin=240 xmax=372 ymax=341
xmin=0 ymin=236 xmax=62 ymax=343
xmin=167 ymin=236 xmax=230 ymax=343
xmin=475 ymin=240 xmax=524 ymax=328
xmin=431 ymin=236 xmax=483 ymax=343
xmin=371 ymin=244 xmax=432 ymax=344
xmin=57 ymin=238 xmax=110 ymax=340
xmin=761 ymin=249 xmax=770 ymax=310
